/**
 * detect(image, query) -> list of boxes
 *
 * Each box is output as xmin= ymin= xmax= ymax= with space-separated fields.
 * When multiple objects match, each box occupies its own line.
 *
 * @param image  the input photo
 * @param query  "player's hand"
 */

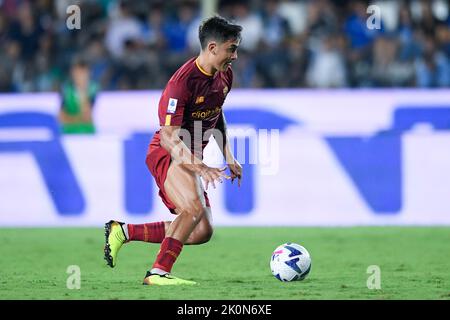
xmin=228 ymin=159 xmax=242 ymax=187
xmin=199 ymin=165 xmax=230 ymax=190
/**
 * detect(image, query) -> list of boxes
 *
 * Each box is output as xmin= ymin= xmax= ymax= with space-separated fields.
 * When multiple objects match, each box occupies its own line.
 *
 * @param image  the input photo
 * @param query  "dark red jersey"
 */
xmin=150 ymin=57 xmax=233 ymax=158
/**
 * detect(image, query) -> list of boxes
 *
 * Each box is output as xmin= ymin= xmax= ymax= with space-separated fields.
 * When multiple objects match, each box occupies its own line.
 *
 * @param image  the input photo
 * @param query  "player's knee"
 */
xmin=183 ymin=199 xmax=205 ymax=222
xmin=201 ymin=226 xmax=213 ymax=243
xmin=192 ymin=225 xmax=213 ymax=244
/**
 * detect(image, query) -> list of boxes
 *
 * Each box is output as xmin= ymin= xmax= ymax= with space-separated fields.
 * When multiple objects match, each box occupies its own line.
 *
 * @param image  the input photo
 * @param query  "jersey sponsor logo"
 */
xmin=191 ymin=107 xmax=221 ymax=120
xmin=195 ymin=96 xmax=204 ymax=104
xmin=167 ymin=98 xmax=178 ymax=114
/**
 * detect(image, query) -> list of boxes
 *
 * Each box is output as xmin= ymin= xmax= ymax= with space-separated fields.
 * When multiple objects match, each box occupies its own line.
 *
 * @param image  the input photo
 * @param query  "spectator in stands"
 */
xmin=105 ymin=0 xmax=142 ymax=59
xmin=0 ymin=0 xmax=449 ymax=91
xmin=255 ymin=0 xmax=292 ymax=87
xmin=260 ymin=0 xmax=291 ymax=49
xmin=344 ymin=0 xmax=385 ymax=86
xmin=415 ymin=37 xmax=449 ymax=87
xmin=8 ymin=1 xmax=43 ymax=62
xmin=160 ymin=1 xmax=200 ymax=76
xmin=397 ymin=2 xmax=421 ymax=61
xmin=142 ymin=3 xmax=166 ymax=50
xmin=435 ymin=20 xmax=450 ymax=57
xmin=370 ymin=35 xmax=415 ymax=87
xmin=116 ymin=38 xmax=153 ymax=89
xmin=85 ymin=36 xmax=113 ymax=90
xmin=59 ymin=57 xmax=99 ymax=134
xmin=6 ymin=1 xmax=45 ymax=92
xmin=0 ymin=11 xmax=8 ymax=44
xmin=306 ymin=33 xmax=347 ymax=87
xmin=35 ymin=34 xmax=60 ymax=92
xmin=0 ymin=41 xmax=20 ymax=92
xmin=305 ymin=0 xmax=339 ymax=41
xmin=416 ymin=0 xmax=442 ymax=37
xmin=231 ymin=1 xmax=263 ymax=52
xmin=162 ymin=1 xmax=199 ymax=53
xmin=285 ymin=34 xmax=310 ymax=87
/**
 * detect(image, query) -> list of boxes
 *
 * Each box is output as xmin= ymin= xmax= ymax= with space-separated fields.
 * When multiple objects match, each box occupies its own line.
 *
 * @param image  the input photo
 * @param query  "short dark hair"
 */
xmin=71 ymin=56 xmax=89 ymax=69
xmin=198 ymin=15 xmax=242 ymax=50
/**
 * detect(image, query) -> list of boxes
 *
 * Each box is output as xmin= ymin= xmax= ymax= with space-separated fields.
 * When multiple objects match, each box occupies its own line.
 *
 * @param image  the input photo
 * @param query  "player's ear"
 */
xmin=208 ymin=41 xmax=217 ymax=55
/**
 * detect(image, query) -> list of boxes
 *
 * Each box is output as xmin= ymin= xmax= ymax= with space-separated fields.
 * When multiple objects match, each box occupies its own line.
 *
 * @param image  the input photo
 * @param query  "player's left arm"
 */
xmin=214 ymin=111 xmax=242 ymax=186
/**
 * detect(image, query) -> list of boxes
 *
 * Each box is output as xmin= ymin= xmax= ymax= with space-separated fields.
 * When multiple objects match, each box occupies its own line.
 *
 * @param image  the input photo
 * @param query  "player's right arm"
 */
xmin=160 ymin=125 xmax=229 ymax=190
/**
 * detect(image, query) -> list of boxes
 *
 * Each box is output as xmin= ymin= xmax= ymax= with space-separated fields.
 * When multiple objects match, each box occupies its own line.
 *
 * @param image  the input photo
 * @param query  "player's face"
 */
xmin=214 ymin=39 xmax=240 ymax=72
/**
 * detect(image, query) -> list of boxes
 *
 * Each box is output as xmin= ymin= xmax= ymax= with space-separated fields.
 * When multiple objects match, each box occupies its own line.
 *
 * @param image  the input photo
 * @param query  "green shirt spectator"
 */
xmin=59 ymin=58 xmax=98 ymax=134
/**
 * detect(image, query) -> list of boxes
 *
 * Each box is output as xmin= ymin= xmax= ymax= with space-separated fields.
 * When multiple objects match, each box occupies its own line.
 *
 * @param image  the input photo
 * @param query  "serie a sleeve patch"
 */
xmin=167 ymin=98 xmax=178 ymax=114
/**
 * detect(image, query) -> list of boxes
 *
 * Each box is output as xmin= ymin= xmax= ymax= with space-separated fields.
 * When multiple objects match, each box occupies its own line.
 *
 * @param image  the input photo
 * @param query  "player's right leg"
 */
xmin=143 ymin=162 xmax=210 ymax=285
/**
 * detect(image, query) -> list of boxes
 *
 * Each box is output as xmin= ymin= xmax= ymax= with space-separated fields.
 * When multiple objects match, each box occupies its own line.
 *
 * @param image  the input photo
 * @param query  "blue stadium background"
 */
xmin=0 ymin=0 xmax=449 ymax=227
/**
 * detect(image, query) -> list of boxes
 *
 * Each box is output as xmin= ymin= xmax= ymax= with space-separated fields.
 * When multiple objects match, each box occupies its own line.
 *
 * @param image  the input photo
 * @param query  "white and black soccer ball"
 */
xmin=270 ymin=243 xmax=311 ymax=282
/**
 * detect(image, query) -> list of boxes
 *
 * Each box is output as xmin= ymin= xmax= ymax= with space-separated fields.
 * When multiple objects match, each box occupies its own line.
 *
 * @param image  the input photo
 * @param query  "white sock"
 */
xmin=121 ymin=223 xmax=129 ymax=240
xmin=151 ymin=268 xmax=168 ymax=276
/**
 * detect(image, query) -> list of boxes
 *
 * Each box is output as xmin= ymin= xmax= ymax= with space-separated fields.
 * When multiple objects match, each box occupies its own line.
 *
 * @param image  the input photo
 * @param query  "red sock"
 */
xmin=127 ymin=222 xmax=166 ymax=243
xmin=152 ymin=237 xmax=183 ymax=273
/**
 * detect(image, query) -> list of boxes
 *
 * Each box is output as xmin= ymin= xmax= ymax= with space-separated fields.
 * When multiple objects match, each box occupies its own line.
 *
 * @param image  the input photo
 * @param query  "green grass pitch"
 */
xmin=0 ymin=227 xmax=449 ymax=300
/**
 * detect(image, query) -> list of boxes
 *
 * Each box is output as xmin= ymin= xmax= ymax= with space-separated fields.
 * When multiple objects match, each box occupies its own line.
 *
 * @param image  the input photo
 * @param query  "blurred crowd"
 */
xmin=0 ymin=0 xmax=449 ymax=92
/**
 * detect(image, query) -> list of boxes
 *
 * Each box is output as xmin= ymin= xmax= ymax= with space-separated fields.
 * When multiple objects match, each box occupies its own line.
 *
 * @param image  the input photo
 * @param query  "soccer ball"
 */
xmin=270 ymin=243 xmax=311 ymax=282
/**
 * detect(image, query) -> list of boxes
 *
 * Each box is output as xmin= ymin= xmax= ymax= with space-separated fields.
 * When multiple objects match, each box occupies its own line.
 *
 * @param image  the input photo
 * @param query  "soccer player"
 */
xmin=104 ymin=16 xmax=243 ymax=285
xmin=59 ymin=57 xmax=98 ymax=134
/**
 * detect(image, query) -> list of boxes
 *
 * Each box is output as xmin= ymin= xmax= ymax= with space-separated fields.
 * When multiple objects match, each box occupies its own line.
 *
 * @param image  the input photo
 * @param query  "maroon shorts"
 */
xmin=146 ymin=144 xmax=211 ymax=214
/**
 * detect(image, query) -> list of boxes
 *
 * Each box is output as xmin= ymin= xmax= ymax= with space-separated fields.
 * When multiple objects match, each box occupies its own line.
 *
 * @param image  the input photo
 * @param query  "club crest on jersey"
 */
xmin=167 ymin=98 xmax=178 ymax=114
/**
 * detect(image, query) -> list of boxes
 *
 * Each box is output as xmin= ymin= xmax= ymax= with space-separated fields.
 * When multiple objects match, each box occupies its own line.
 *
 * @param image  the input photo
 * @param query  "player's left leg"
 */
xmin=120 ymin=208 xmax=212 ymax=245
xmin=104 ymin=219 xmax=171 ymax=268
xmin=125 ymin=221 xmax=170 ymax=243
xmin=104 ymin=209 xmax=213 ymax=268
xmin=104 ymin=220 xmax=127 ymax=268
